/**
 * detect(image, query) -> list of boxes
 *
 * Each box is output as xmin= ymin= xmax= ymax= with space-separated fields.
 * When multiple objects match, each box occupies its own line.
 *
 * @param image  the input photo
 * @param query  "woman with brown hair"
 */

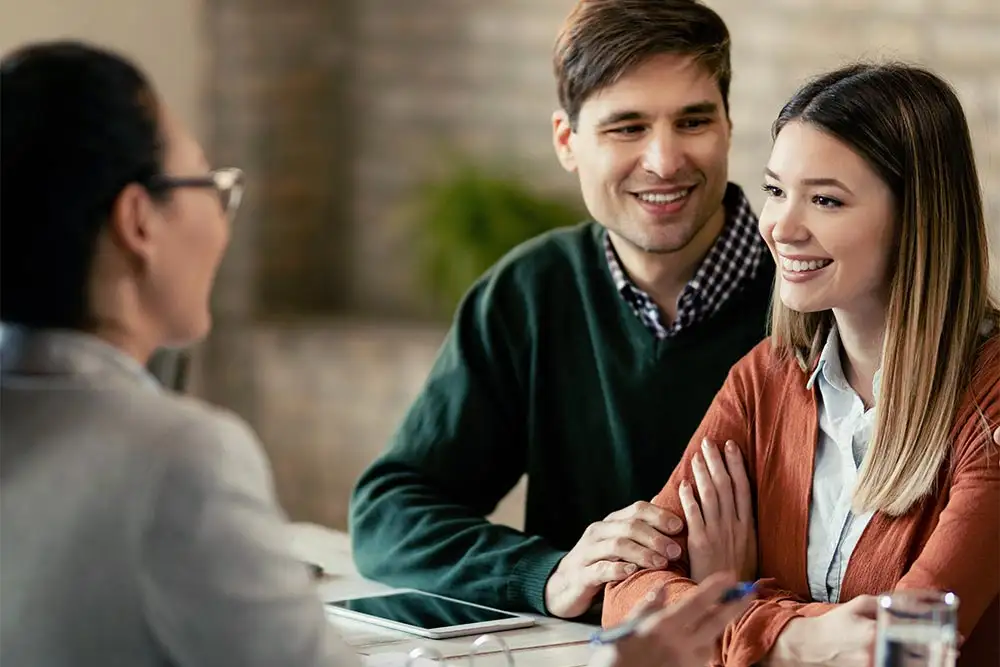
xmin=603 ymin=62 xmax=999 ymax=666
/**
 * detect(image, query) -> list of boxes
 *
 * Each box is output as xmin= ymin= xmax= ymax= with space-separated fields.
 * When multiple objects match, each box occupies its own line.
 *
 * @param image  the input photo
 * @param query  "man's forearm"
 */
xmin=350 ymin=466 xmax=566 ymax=613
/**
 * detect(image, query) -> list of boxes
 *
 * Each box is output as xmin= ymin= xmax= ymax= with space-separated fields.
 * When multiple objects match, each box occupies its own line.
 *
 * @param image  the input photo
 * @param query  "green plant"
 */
xmin=409 ymin=161 xmax=583 ymax=316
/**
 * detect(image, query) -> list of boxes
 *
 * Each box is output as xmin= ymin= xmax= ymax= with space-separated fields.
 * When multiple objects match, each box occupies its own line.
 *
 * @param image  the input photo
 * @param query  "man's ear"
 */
xmin=552 ymin=109 xmax=577 ymax=173
xmin=107 ymin=183 xmax=158 ymax=264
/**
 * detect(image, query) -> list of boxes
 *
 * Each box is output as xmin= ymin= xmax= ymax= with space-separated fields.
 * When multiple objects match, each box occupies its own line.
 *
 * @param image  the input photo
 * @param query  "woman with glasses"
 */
xmin=0 ymin=40 xmax=360 ymax=667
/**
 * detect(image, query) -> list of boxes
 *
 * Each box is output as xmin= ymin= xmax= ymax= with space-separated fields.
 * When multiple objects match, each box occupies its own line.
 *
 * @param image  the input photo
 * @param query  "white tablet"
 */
xmin=324 ymin=589 xmax=536 ymax=639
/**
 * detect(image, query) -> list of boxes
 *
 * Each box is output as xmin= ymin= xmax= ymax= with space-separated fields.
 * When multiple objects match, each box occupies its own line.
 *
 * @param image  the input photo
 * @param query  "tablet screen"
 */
xmin=327 ymin=592 xmax=520 ymax=630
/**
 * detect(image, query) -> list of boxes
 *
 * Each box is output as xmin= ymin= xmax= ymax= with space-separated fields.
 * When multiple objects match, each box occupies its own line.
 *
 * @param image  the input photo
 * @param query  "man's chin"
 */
xmin=626 ymin=227 xmax=702 ymax=255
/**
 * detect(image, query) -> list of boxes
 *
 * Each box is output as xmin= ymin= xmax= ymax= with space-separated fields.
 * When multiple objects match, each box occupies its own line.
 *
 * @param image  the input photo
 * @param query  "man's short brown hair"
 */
xmin=554 ymin=0 xmax=732 ymax=127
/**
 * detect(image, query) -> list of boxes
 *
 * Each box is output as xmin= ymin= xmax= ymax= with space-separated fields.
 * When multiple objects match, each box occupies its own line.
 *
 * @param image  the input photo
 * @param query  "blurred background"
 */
xmin=2 ymin=0 xmax=997 ymax=531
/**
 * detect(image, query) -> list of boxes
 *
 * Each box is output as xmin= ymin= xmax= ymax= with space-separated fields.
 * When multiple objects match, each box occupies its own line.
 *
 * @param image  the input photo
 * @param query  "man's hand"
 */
xmin=544 ymin=501 xmax=684 ymax=619
xmin=680 ymin=438 xmax=756 ymax=583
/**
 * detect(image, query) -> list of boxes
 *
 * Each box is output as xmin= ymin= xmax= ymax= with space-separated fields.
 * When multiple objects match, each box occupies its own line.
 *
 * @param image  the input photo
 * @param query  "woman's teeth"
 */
xmin=635 ymin=188 xmax=691 ymax=204
xmin=781 ymin=257 xmax=832 ymax=272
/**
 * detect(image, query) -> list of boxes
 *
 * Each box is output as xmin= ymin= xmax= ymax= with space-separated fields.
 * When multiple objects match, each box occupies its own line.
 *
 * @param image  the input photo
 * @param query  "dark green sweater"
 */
xmin=349 ymin=222 xmax=774 ymax=615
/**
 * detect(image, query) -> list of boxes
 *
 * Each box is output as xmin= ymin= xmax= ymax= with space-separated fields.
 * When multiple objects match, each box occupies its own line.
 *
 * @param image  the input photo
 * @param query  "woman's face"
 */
xmin=142 ymin=107 xmax=233 ymax=346
xmin=758 ymin=120 xmax=897 ymax=321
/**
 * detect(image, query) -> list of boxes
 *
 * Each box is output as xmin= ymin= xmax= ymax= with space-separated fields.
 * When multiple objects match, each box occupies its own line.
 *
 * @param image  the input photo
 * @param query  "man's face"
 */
xmin=553 ymin=53 xmax=732 ymax=256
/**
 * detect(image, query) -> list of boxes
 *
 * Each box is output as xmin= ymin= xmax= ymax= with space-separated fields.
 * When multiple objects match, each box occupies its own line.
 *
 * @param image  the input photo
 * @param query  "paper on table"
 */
xmin=361 ymin=643 xmax=595 ymax=667
xmin=362 ymin=654 xmax=438 ymax=666
xmin=327 ymin=616 xmax=412 ymax=648
xmin=345 ymin=615 xmax=595 ymax=658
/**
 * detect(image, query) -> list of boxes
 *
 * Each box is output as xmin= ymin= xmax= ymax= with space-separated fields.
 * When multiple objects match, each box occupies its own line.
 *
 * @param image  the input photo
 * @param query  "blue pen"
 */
xmin=589 ymin=581 xmax=757 ymax=646
xmin=718 ymin=581 xmax=757 ymax=604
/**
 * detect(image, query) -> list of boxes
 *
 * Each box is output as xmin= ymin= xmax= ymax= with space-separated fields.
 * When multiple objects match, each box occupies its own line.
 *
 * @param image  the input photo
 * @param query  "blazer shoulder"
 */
xmin=133 ymin=391 xmax=268 ymax=485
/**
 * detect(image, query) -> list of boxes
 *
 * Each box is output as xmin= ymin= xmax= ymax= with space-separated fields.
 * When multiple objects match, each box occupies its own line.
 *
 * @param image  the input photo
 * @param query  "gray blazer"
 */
xmin=0 ymin=329 xmax=359 ymax=667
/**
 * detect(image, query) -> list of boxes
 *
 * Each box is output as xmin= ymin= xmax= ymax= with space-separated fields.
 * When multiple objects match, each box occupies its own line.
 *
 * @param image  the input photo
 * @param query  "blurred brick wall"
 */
xmin=349 ymin=0 xmax=1000 ymax=316
xmin=203 ymin=0 xmax=1000 ymax=320
xmin=195 ymin=0 xmax=999 ymax=528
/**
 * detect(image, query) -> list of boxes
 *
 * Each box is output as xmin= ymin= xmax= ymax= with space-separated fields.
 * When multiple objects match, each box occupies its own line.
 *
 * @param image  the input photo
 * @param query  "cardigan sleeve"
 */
xmin=602 ymin=345 xmax=763 ymax=624
xmin=602 ymin=344 xmax=835 ymax=665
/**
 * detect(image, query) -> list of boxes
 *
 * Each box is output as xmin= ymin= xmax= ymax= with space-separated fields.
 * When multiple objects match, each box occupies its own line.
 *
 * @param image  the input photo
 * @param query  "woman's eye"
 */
xmin=813 ymin=195 xmax=843 ymax=208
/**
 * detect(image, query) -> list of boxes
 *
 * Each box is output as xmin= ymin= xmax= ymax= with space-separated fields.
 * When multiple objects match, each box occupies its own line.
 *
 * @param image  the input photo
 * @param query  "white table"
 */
xmin=290 ymin=523 xmax=601 ymax=667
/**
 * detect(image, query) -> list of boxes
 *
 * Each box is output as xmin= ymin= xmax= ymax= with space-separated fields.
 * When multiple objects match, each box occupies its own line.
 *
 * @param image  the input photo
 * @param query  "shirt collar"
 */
xmin=682 ymin=183 xmax=764 ymax=309
xmin=0 ymin=325 xmax=161 ymax=391
xmin=806 ymin=324 xmax=882 ymax=401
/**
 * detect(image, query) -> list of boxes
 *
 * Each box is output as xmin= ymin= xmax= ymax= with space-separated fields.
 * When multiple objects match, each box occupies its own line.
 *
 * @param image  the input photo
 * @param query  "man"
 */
xmin=349 ymin=0 xmax=774 ymax=619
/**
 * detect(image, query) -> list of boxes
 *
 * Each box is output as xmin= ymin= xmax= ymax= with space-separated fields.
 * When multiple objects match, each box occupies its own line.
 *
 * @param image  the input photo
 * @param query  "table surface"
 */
xmin=290 ymin=523 xmax=600 ymax=667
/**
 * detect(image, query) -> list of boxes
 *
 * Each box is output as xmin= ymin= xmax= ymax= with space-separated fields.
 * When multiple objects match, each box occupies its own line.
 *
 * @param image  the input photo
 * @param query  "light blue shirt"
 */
xmin=804 ymin=326 xmax=880 ymax=603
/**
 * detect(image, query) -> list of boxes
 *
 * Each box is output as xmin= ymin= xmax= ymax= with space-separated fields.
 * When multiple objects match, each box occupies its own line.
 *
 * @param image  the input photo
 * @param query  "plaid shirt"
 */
xmin=604 ymin=183 xmax=767 ymax=338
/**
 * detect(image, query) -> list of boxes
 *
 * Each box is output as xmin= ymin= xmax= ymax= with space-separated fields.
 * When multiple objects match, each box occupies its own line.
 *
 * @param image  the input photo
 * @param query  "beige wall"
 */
xmin=0 ymin=0 xmax=206 ymax=136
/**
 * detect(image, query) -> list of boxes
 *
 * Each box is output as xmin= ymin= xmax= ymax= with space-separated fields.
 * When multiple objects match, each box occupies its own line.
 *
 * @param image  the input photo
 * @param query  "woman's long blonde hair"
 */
xmin=768 ymin=63 xmax=998 ymax=516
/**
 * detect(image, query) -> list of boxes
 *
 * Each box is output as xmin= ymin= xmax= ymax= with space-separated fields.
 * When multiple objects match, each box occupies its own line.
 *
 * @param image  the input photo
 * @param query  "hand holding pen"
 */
xmin=587 ymin=573 xmax=756 ymax=667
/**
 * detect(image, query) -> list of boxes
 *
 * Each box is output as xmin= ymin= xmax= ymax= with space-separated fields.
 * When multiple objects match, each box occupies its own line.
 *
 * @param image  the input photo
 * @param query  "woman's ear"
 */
xmin=107 ymin=182 xmax=159 ymax=265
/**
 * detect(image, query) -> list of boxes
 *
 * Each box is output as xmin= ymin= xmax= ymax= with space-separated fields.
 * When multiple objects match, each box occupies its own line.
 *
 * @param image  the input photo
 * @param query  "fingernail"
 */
xmin=625 ymin=563 xmax=638 ymax=574
xmin=667 ymin=517 xmax=683 ymax=532
xmin=726 ymin=440 xmax=736 ymax=454
xmin=701 ymin=440 xmax=711 ymax=454
xmin=666 ymin=544 xmax=682 ymax=559
xmin=653 ymin=556 xmax=668 ymax=567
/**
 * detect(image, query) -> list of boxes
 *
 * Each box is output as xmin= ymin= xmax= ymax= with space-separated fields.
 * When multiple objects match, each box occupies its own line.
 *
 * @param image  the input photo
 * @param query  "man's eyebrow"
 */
xmin=678 ymin=101 xmax=718 ymax=116
xmin=595 ymin=101 xmax=720 ymax=127
xmin=595 ymin=110 xmax=647 ymax=126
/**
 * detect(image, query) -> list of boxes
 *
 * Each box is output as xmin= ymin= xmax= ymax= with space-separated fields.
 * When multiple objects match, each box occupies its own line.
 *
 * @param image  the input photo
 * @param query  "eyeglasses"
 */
xmin=147 ymin=167 xmax=245 ymax=219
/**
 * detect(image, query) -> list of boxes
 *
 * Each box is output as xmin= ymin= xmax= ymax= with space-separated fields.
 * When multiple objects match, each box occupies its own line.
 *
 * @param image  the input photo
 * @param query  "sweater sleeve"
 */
xmin=348 ymin=273 xmax=566 ymax=615
xmin=602 ymin=347 xmax=762 ymax=623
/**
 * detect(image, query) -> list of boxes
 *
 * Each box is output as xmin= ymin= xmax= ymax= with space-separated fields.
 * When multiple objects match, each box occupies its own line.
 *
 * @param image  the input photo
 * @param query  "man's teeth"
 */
xmin=635 ymin=188 xmax=691 ymax=204
xmin=781 ymin=257 xmax=832 ymax=272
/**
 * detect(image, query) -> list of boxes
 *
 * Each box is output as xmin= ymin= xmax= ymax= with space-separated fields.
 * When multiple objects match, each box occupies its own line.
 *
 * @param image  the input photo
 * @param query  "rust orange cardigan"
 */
xmin=603 ymin=336 xmax=1000 ymax=666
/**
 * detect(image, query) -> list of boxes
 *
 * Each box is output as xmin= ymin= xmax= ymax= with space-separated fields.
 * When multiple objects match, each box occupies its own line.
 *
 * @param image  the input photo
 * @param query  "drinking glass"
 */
xmin=873 ymin=589 xmax=959 ymax=667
